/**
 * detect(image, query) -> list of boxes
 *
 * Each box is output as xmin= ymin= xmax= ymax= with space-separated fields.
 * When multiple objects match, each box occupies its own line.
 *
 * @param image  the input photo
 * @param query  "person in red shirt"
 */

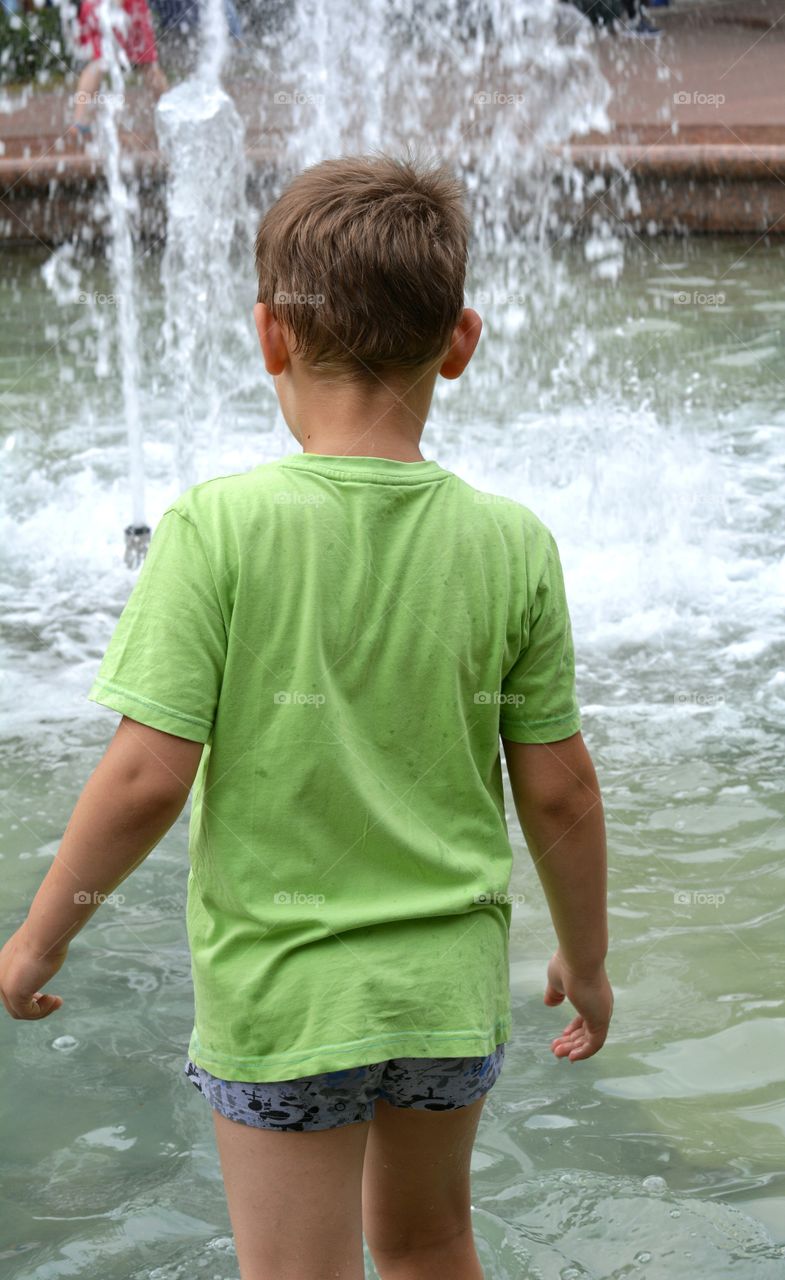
xmin=69 ymin=0 xmax=168 ymax=142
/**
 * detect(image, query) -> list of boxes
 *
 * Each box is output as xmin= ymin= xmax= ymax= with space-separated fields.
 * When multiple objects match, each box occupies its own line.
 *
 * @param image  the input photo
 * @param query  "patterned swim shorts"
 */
xmin=183 ymin=1044 xmax=506 ymax=1132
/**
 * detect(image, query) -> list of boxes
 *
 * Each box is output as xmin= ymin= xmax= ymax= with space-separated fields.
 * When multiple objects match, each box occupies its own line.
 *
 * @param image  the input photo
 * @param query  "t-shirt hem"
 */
xmin=187 ymin=1018 xmax=511 ymax=1082
xmin=87 ymin=678 xmax=213 ymax=743
xmin=499 ymin=709 xmax=582 ymax=744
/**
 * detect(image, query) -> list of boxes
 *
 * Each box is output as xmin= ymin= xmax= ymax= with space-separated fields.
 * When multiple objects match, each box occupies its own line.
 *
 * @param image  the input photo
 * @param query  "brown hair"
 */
xmin=254 ymin=151 xmax=469 ymax=382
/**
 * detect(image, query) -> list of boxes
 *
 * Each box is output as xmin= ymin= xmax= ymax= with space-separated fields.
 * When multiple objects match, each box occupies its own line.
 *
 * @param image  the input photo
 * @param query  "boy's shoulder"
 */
xmin=165 ymin=458 xmax=555 ymax=552
xmin=164 ymin=458 xmax=299 ymax=524
xmin=450 ymin=473 xmax=555 ymax=546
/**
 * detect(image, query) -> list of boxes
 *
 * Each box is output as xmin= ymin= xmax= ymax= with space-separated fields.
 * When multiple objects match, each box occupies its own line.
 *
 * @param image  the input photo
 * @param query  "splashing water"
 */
xmin=40 ymin=0 xmax=623 ymax=536
xmin=261 ymin=0 xmax=618 ymax=256
xmin=155 ymin=0 xmax=248 ymax=491
xmin=239 ymin=0 xmax=626 ymax=436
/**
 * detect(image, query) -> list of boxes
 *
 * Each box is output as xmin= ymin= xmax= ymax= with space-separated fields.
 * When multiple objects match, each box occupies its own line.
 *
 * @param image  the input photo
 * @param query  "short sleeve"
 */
xmin=87 ymin=507 xmax=228 ymax=743
xmin=499 ymin=530 xmax=582 ymax=744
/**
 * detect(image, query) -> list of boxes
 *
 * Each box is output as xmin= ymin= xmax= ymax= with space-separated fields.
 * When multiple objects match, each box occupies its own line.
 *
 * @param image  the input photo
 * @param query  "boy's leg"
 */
xmin=362 ymin=1095 xmax=486 ymax=1279
xmin=72 ymin=61 xmax=104 ymax=130
xmin=212 ymin=1109 xmax=371 ymax=1280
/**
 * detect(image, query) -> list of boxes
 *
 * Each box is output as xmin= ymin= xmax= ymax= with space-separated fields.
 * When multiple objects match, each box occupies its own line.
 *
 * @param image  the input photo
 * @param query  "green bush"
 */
xmin=0 ymin=7 xmax=74 ymax=85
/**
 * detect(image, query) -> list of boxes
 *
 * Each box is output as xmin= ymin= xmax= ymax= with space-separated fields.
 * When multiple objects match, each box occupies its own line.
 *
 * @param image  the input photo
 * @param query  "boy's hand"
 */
xmin=544 ymin=949 xmax=613 ymax=1062
xmin=0 ymin=923 xmax=67 ymax=1020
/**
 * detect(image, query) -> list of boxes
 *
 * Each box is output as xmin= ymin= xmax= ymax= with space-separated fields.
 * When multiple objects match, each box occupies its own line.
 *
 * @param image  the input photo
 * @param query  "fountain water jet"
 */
xmin=155 ymin=0 xmax=248 ymax=493
xmin=94 ymin=0 xmax=150 ymax=565
xmin=40 ymin=0 xmax=151 ymax=565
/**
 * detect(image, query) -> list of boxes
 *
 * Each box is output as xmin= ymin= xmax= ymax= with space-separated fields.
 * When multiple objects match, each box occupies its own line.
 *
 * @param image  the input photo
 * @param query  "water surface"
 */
xmin=1 ymin=235 xmax=784 ymax=1277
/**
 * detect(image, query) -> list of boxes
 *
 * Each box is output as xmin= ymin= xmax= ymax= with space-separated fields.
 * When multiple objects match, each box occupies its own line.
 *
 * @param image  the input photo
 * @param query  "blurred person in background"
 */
xmin=68 ymin=0 xmax=168 ymax=142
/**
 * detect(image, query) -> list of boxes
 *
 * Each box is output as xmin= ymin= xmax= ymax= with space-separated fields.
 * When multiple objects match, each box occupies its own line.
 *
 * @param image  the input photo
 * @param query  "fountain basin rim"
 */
xmin=6 ymin=142 xmax=785 ymax=194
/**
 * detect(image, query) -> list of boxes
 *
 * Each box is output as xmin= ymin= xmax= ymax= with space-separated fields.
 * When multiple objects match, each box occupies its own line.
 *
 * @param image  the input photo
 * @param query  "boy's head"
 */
xmin=253 ymin=152 xmax=479 ymax=396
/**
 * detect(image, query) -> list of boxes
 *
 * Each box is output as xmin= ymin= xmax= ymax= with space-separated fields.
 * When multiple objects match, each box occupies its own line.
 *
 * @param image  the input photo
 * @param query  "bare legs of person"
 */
xmin=69 ymin=59 xmax=168 ymax=143
xmin=211 ymin=1094 xmax=488 ymax=1279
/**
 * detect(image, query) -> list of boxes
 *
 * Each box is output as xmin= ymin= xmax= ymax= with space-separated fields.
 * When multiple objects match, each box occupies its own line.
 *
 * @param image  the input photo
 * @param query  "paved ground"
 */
xmin=1 ymin=0 xmax=784 ymax=236
xmin=593 ymin=0 xmax=785 ymax=137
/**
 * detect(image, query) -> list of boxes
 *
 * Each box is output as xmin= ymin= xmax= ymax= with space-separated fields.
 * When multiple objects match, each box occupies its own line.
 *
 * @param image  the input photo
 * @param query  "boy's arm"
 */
xmin=0 ymin=716 xmax=203 ymax=1021
xmin=503 ymin=730 xmax=607 ymax=974
xmin=502 ymin=729 xmax=612 ymax=1061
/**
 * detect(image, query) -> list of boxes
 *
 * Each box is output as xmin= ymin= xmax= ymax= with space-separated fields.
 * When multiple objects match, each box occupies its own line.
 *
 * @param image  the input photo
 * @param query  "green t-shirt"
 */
xmin=88 ymin=452 xmax=582 ymax=1081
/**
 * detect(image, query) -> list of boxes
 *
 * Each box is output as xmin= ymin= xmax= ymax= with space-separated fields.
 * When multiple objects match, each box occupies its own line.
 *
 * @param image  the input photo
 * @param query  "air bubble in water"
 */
xmin=52 ymin=1034 xmax=78 ymax=1052
xmin=642 ymin=1175 xmax=668 ymax=1194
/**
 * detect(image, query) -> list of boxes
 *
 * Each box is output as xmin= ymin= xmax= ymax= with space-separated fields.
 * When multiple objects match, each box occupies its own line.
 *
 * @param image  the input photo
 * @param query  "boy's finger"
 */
xmin=32 ymin=993 xmax=62 ymax=1017
xmin=551 ymin=1042 xmax=574 ymax=1058
xmin=13 ymin=993 xmax=62 ymax=1019
xmin=568 ymin=1032 xmax=605 ymax=1061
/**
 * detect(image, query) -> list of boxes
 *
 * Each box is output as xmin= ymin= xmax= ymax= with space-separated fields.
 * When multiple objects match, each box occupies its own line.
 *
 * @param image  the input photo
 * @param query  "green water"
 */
xmin=1 ymin=235 xmax=784 ymax=1277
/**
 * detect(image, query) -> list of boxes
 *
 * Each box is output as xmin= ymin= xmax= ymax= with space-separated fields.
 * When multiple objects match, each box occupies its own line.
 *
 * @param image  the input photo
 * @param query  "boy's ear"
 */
xmin=253 ymin=302 xmax=289 ymax=376
xmin=439 ymin=308 xmax=482 ymax=381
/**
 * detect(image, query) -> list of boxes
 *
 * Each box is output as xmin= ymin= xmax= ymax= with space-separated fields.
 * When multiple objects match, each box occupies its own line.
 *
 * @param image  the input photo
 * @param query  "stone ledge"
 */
xmin=562 ymin=143 xmax=785 ymax=180
xmin=3 ymin=138 xmax=785 ymax=241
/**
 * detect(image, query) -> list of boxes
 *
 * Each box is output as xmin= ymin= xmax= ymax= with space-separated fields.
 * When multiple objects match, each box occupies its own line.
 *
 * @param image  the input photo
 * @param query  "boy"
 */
xmin=0 ymin=153 xmax=612 ymax=1279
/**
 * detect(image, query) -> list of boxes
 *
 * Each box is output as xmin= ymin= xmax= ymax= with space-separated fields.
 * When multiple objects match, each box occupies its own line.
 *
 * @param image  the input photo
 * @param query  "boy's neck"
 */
xmin=298 ymin=432 xmax=425 ymax=462
xmin=286 ymin=364 xmax=437 ymax=461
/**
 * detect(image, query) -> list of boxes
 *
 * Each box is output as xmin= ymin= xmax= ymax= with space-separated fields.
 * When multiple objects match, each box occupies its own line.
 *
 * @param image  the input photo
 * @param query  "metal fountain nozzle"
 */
xmin=124 ymin=523 xmax=151 ymax=568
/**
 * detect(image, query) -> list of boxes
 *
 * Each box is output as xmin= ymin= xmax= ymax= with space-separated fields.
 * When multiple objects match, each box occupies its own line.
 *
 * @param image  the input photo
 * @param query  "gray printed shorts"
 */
xmin=183 ymin=1043 xmax=506 ymax=1132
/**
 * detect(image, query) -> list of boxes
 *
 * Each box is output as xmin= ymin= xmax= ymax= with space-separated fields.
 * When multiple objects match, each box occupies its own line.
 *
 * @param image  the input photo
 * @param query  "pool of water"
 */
xmin=1 ymin=234 xmax=784 ymax=1278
